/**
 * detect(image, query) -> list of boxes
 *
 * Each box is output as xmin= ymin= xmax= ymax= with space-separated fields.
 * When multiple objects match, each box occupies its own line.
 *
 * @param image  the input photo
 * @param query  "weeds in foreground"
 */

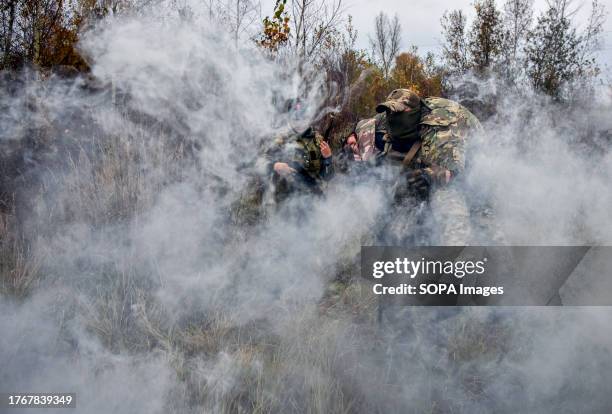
xmin=0 ymin=212 xmax=44 ymax=298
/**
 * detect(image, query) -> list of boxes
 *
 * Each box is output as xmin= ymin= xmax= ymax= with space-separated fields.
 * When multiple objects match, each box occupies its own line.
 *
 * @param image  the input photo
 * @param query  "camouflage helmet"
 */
xmin=376 ymin=88 xmax=421 ymax=113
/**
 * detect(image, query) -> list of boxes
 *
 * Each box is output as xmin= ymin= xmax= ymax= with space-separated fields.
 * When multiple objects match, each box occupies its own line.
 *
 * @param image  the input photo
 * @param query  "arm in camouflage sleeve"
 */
xmin=414 ymin=98 xmax=480 ymax=186
xmin=420 ymin=125 xmax=466 ymax=178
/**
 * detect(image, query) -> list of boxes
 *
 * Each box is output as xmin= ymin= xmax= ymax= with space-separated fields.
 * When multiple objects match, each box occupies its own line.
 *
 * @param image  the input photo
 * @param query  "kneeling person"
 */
xmin=375 ymin=88 xmax=483 ymax=245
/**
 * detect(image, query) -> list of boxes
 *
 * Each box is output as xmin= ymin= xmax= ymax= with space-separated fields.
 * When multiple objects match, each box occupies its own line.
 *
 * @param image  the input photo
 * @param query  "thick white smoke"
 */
xmin=1 ymin=2 xmax=612 ymax=413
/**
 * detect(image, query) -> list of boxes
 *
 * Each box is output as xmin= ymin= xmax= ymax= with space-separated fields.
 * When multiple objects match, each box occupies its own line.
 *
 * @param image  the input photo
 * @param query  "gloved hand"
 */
xmin=406 ymin=166 xmax=451 ymax=199
xmin=406 ymin=169 xmax=432 ymax=199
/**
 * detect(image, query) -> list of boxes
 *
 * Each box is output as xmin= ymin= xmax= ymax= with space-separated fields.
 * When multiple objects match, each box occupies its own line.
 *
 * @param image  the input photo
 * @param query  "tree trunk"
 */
xmin=3 ymin=0 xmax=17 ymax=68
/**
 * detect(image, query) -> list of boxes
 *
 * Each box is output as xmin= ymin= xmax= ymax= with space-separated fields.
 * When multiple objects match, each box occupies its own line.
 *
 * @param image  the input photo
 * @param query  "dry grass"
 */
xmin=59 ymin=129 xmax=184 ymax=227
xmin=0 ymin=211 xmax=44 ymax=298
xmin=0 ymin=123 xmax=518 ymax=414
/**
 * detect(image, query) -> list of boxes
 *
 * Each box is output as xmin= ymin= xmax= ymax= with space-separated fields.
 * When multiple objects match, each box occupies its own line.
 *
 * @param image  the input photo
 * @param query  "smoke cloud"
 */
xmin=1 ymin=3 xmax=612 ymax=413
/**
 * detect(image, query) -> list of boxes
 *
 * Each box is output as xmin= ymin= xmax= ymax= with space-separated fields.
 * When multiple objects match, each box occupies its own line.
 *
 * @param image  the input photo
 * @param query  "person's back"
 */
xmin=416 ymin=96 xmax=482 ymax=175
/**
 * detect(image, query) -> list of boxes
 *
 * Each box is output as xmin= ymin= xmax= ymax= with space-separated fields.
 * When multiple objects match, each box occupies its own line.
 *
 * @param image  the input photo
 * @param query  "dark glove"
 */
xmin=406 ymin=168 xmax=432 ymax=199
xmin=406 ymin=166 xmax=451 ymax=199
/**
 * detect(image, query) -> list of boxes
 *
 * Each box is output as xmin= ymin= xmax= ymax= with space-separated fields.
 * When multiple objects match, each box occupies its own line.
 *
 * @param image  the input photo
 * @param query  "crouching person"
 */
xmin=374 ymin=88 xmax=483 ymax=245
xmin=267 ymin=126 xmax=334 ymax=204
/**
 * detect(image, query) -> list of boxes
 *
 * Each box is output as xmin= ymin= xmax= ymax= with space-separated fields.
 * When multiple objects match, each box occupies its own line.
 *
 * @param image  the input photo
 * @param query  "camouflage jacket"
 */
xmin=265 ymin=127 xmax=334 ymax=183
xmin=373 ymin=97 xmax=481 ymax=175
xmin=417 ymin=97 xmax=481 ymax=175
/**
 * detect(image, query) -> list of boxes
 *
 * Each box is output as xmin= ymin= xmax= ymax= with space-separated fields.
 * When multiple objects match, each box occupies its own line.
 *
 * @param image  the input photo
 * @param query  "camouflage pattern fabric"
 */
xmin=353 ymin=118 xmax=377 ymax=162
xmin=375 ymin=95 xmax=482 ymax=174
xmin=376 ymin=88 xmax=421 ymax=113
xmin=291 ymin=129 xmax=325 ymax=179
xmin=417 ymin=97 xmax=482 ymax=175
xmin=264 ymin=128 xmax=333 ymax=203
xmin=371 ymin=88 xmax=481 ymax=171
xmin=347 ymin=113 xmax=390 ymax=163
xmin=430 ymin=186 xmax=472 ymax=245
xmin=266 ymin=129 xmax=331 ymax=178
xmin=418 ymin=97 xmax=481 ymax=245
xmin=374 ymin=90 xmax=483 ymax=245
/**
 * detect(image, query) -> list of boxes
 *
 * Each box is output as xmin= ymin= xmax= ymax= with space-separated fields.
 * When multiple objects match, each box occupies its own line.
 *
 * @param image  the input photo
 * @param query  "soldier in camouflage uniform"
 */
xmin=265 ymin=125 xmax=334 ymax=203
xmin=230 ymin=100 xmax=333 ymax=225
xmin=372 ymin=88 xmax=483 ymax=245
xmin=343 ymin=117 xmax=380 ymax=162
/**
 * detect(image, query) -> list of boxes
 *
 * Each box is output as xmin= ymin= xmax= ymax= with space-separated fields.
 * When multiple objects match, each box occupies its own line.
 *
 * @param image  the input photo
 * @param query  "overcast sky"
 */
xmin=262 ymin=0 xmax=612 ymax=70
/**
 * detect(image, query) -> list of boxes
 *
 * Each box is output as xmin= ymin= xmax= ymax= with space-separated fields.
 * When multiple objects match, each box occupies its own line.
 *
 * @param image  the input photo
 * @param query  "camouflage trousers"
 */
xmin=429 ymin=186 xmax=472 ymax=245
xmin=432 ymin=186 xmax=507 ymax=246
xmin=431 ymin=185 xmax=513 ymax=245
xmin=380 ymin=185 xmax=473 ymax=246
xmin=383 ymin=173 xmax=508 ymax=245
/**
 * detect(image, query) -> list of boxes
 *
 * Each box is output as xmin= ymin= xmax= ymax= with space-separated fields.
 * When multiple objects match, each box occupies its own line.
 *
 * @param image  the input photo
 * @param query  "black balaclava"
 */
xmin=387 ymin=105 xmax=422 ymax=152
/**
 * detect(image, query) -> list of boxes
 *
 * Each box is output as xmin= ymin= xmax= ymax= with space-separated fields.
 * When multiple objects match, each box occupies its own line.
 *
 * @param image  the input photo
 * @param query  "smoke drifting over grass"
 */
xmin=1 ymin=3 xmax=612 ymax=413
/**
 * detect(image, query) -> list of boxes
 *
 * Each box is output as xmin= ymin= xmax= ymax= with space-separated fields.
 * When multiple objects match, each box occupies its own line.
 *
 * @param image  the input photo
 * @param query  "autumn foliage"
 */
xmin=1 ymin=0 xmax=92 ymax=70
xmin=259 ymin=0 xmax=291 ymax=52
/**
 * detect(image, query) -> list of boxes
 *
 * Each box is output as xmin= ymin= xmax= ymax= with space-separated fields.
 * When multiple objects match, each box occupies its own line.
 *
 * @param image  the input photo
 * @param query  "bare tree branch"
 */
xmin=287 ymin=0 xmax=344 ymax=62
xmin=369 ymin=11 xmax=401 ymax=78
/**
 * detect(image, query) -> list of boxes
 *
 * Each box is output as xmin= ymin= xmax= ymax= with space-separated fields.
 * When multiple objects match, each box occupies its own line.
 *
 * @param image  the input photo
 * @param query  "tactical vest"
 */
xmin=292 ymin=132 xmax=323 ymax=178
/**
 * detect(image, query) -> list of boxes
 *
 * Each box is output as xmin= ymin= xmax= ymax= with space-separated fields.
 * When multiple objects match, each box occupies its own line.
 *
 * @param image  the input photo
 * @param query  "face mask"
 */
xmin=387 ymin=108 xmax=421 ymax=145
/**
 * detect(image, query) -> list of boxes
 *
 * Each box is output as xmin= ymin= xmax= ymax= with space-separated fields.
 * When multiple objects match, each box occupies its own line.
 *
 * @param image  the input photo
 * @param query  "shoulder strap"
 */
xmin=379 ymin=132 xmax=392 ymax=156
xmin=402 ymin=141 xmax=421 ymax=167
